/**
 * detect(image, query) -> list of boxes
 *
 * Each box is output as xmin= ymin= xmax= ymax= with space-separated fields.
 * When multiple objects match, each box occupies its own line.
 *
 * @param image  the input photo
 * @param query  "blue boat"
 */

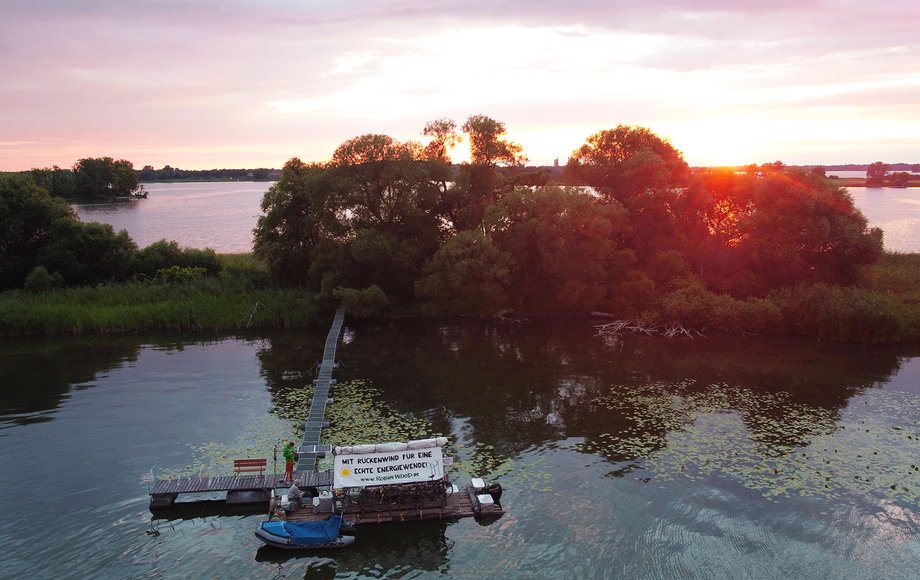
xmin=255 ymin=514 xmax=355 ymax=550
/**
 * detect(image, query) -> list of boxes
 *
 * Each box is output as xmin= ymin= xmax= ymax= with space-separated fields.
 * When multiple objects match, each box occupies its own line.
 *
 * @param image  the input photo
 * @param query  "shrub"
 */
xmin=23 ymin=266 xmax=63 ymax=293
xmin=338 ymin=285 xmax=389 ymax=318
xmin=773 ymin=283 xmax=903 ymax=344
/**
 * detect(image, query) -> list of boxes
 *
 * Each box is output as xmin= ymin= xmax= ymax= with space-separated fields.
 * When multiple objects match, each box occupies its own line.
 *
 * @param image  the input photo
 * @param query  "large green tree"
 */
xmin=485 ymin=186 xmax=632 ymax=312
xmin=0 ymin=174 xmax=140 ymax=289
xmin=565 ymin=125 xmax=689 ymax=203
xmin=72 ymin=157 xmax=139 ymax=199
xmin=253 ymin=158 xmax=343 ymax=286
xmin=0 ymin=175 xmax=74 ymax=290
xmin=436 ymin=115 xmax=527 ymax=232
xmin=415 ymin=230 xmax=512 ymax=314
xmin=37 ymin=221 xmax=137 ymax=286
xmin=682 ymin=167 xmax=883 ymax=296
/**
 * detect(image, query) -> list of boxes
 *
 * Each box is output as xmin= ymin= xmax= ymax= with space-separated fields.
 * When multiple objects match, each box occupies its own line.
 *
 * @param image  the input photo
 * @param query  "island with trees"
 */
xmin=1 ymin=116 xmax=918 ymax=344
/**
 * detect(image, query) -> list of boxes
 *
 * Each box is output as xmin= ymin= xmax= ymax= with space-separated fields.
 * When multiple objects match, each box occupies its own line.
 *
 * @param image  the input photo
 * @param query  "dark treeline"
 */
xmin=8 ymin=159 xmax=280 ymax=202
xmin=0 ymin=173 xmax=221 ymax=291
xmin=252 ymin=116 xmax=918 ymax=343
xmin=137 ymin=165 xmax=280 ymax=182
xmin=3 ymin=116 xmax=918 ymax=343
xmin=255 ymin=115 xmax=918 ymax=341
xmin=25 ymin=157 xmax=142 ymax=201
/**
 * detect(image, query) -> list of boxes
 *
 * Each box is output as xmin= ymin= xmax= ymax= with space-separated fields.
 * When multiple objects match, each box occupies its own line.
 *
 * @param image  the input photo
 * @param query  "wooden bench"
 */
xmin=233 ymin=458 xmax=267 ymax=475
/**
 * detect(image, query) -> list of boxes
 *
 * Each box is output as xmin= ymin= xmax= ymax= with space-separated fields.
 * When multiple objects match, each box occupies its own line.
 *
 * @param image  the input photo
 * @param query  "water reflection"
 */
xmin=2 ymin=322 xmax=919 ymax=577
xmin=0 ymin=336 xmax=141 ymax=429
xmin=253 ymin=520 xmax=453 ymax=576
xmin=333 ymin=319 xmax=911 ymax=452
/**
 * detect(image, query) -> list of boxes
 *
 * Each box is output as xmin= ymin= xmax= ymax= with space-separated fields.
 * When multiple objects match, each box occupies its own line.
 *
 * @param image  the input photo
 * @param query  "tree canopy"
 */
xmin=0 ymin=173 xmax=218 ymax=291
xmin=565 ymin=125 xmax=689 ymax=203
xmin=252 ymin=117 xmax=884 ymax=325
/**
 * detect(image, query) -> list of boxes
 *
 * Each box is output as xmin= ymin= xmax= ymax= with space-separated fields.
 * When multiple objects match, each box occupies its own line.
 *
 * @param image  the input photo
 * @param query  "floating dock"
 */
xmin=149 ymin=307 xmax=345 ymax=509
xmin=149 ymin=307 xmax=505 ymax=527
xmin=283 ymin=485 xmax=503 ymax=526
xmin=149 ymin=471 xmax=332 ymax=508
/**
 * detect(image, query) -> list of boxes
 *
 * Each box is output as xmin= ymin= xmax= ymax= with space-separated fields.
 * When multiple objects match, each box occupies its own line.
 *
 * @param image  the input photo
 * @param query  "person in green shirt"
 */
xmin=283 ymin=440 xmax=296 ymax=484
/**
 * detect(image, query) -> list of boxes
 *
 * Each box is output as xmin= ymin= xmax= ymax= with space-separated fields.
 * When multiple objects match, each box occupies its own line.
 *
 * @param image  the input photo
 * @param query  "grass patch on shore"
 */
xmin=0 ymin=276 xmax=323 ymax=337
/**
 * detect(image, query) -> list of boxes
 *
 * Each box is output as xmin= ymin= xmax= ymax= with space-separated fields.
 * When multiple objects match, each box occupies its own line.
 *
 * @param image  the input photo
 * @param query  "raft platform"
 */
xmin=149 ymin=471 xmax=333 ymax=508
xmin=149 ymin=307 xmax=346 ymax=510
xmin=282 ymin=485 xmax=504 ymax=526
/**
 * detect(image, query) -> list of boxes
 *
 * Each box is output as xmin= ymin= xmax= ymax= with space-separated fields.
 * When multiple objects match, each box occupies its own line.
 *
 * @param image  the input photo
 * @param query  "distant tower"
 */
xmin=554 ymin=158 xmax=559 ymax=168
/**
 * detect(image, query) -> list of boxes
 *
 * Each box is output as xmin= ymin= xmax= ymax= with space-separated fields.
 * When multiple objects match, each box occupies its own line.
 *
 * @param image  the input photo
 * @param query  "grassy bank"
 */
xmin=0 ymin=281 xmax=324 ymax=337
xmin=0 ymin=254 xmax=327 ymax=337
xmin=1 ymin=252 xmax=918 ymax=344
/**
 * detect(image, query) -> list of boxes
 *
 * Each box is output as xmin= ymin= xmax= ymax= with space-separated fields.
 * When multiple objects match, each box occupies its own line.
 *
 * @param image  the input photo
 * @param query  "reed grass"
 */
xmin=0 ymin=278 xmax=322 ymax=337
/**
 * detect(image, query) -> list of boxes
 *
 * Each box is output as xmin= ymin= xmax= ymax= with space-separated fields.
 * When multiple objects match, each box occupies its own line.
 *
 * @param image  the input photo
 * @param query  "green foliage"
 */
xmin=134 ymin=240 xmax=220 ymax=279
xmin=338 ymin=285 xmax=389 ymax=319
xmin=683 ymin=167 xmax=883 ymax=296
xmin=660 ymin=284 xmax=782 ymax=333
xmin=486 ymin=186 xmax=632 ymax=312
xmin=772 ymin=283 xmax=903 ymax=344
xmin=37 ymin=220 xmax=137 ymax=286
xmin=217 ymin=253 xmax=271 ymax=290
xmin=0 ymin=174 xmax=75 ymax=290
xmin=253 ymin=159 xmax=340 ymax=286
xmin=0 ymin=279 xmax=321 ymax=337
xmin=416 ymin=231 xmax=511 ymax=314
xmin=72 ymin=157 xmax=139 ymax=199
xmin=23 ymin=266 xmax=63 ymax=293
xmin=155 ymin=266 xmax=207 ymax=283
xmin=29 ymin=166 xmax=76 ymax=198
xmin=565 ymin=125 xmax=690 ymax=202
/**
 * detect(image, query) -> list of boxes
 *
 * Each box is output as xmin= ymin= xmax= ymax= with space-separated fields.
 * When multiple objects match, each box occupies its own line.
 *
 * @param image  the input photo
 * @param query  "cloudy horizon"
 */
xmin=2 ymin=0 xmax=918 ymax=171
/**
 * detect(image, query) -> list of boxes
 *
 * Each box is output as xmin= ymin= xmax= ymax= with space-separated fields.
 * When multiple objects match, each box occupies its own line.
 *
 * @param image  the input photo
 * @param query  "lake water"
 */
xmin=1 ymin=320 xmax=919 ymax=578
xmin=71 ymin=181 xmax=920 ymax=254
xmin=72 ymin=182 xmax=269 ymax=253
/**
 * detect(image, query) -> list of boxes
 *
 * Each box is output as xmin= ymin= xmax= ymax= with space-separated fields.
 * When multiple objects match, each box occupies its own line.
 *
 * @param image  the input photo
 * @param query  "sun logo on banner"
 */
xmin=340 ymin=468 xmax=351 ymax=478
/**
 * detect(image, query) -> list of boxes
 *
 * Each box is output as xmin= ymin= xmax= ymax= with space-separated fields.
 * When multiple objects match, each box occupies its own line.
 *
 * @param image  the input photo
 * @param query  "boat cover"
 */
xmin=261 ymin=514 xmax=343 ymax=546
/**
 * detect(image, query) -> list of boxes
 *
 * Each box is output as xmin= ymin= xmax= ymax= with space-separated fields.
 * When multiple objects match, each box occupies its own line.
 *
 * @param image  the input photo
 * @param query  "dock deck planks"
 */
xmin=149 ymin=308 xmax=345 ymax=508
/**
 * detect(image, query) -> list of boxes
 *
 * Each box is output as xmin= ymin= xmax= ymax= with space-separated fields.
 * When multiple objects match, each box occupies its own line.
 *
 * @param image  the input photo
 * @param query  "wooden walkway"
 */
xmin=149 ymin=308 xmax=345 ymax=509
xmin=150 ymin=471 xmax=332 ymax=498
xmin=294 ymin=307 xmax=344 ymax=472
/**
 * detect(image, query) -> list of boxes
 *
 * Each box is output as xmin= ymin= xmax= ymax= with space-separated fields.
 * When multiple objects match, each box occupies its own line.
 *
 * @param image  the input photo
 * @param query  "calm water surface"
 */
xmin=1 ymin=320 xmax=919 ymax=578
xmin=72 ymin=182 xmax=269 ymax=253
xmin=71 ymin=182 xmax=920 ymax=254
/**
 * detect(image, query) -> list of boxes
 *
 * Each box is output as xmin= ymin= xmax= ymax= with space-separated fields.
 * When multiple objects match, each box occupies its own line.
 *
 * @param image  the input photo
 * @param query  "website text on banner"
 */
xmin=333 ymin=438 xmax=447 ymax=488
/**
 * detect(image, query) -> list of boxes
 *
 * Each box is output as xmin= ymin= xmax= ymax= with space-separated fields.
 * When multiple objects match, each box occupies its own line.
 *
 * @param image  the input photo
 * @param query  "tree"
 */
xmin=682 ymin=168 xmax=883 ymax=296
xmin=437 ymin=115 xmax=527 ymax=232
xmin=37 ymin=220 xmax=137 ymax=286
xmin=422 ymin=118 xmax=461 ymax=163
xmin=415 ymin=231 xmax=512 ymax=314
xmin=461 ymin=115 xmax=526 ymax=168
xmin=485 ymin=186 xmax=633 ymax=312
xmin=0 ymin=174 xmax=74 ymax=290
xmin=329 ymin=134 xmax=438 ymax=232
xmin=134 ymin=239 xmax=220 ymax=279
xmin=0 ymin=174 xmax=140 ymax=289
xmin=253 ymin=158 xmax=343 ymax=286
xmin=29 ymin=166 xmax=76 ymax=198
xmin=565 ymin=125 xmax=689 ymax=203
xmin=866 ymin=161 xmax=887 ymax=187
xmin=72 ymin=157 xmax=140 ymax=199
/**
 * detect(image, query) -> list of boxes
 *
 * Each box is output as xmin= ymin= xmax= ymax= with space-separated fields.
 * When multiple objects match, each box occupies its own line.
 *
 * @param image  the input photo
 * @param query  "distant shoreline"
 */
xmin=834 ymin=177 xmax=920 ymax=188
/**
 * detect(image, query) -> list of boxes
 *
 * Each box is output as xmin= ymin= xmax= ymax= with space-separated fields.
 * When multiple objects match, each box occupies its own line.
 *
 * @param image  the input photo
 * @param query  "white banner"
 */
xmin=333 ymin=446 xmax=444 ymax=488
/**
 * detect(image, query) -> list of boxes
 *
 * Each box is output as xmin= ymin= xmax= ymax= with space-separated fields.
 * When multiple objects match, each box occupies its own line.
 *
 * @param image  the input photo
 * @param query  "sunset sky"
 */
xmin=2 ymin=0 xmax=918 ymax=171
